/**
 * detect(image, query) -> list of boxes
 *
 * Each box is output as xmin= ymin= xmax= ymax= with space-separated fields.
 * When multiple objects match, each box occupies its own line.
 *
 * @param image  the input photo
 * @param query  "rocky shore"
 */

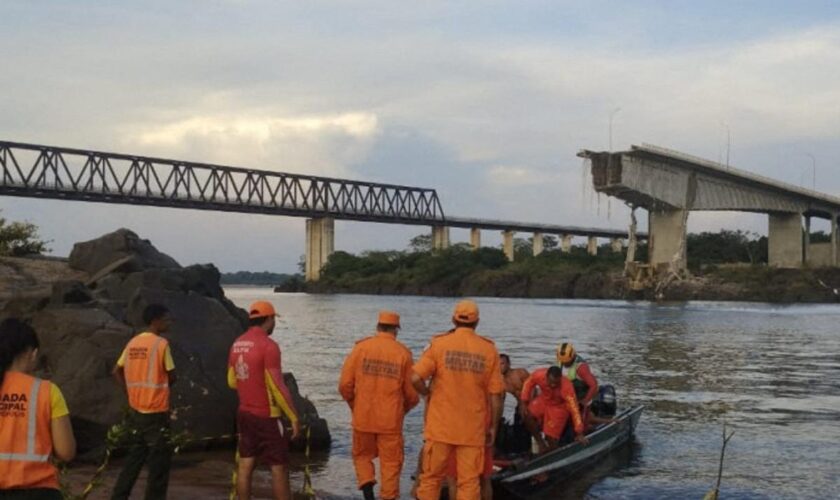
xmin=0 ymin=229 xmax=330 ymax=456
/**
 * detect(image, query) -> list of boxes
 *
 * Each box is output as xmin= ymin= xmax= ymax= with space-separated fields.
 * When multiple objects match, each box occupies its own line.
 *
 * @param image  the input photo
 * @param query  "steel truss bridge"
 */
xmin=0 ymin=140 xmax=444 ymax=225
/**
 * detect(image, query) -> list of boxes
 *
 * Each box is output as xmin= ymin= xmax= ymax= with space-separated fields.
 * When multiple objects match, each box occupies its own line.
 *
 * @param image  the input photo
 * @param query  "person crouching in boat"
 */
xmin=520 ymin=365 xmax=588 ymax=453
xmin=556 ymin=342 xmax=600 ymax=431
xmin=0 ymin=318 xmax=77 ymax=499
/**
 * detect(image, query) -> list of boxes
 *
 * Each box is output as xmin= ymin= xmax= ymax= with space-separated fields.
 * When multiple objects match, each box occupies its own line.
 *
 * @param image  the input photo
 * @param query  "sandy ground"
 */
xmin=0 ymin=255 xmax=88 ymax=300
xmin=61 ymin=452 xmax=343 ymax=500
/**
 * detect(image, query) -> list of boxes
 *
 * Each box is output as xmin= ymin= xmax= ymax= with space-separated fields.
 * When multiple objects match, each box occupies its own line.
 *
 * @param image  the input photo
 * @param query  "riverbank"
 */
xmin=276 ymin=247 xmax=840 ymax=302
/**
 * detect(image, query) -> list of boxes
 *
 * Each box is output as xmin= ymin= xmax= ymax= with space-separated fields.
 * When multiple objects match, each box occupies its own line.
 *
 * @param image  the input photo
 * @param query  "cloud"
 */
xmin=118 ymin=112 xmax=380 ymax=178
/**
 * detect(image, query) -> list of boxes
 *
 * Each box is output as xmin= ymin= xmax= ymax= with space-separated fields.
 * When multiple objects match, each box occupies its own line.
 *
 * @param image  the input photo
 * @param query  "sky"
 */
xmin=2 ymin=0 xmax=840 ymax=272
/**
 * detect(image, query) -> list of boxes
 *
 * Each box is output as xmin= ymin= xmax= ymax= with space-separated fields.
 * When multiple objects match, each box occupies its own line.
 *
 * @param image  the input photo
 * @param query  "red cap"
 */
xmin=378 ymin=310 xmax=401 ymax=327
xmin=248 ymin=301 xmax=280 ymax=319
xmin=452 ymin=299 xmax=479 ymax=323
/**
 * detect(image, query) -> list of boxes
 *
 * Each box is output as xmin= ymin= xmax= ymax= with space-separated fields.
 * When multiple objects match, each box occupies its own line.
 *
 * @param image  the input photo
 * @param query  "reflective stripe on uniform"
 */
xmin=0 ymin=378 xmax=50 ymax=463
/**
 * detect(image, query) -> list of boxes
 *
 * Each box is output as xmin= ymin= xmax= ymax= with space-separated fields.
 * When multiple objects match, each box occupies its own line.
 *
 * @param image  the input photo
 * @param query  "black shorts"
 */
xmin=237 ymin=411 xmax=289 ymax=466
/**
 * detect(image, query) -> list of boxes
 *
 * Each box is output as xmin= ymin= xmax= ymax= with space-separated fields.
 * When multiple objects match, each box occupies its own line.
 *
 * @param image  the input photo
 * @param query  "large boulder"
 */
xmin=69 ymin=228 xmax=180 ymax=275
xmin=3 ymin=230 xmax=329 ymax=455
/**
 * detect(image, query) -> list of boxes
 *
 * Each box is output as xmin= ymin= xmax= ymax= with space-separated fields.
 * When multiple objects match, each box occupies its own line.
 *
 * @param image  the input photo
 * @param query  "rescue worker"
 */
xmin=338 ymin=311 xmax=419 ymax=500
xmin=499 ymin=354 xmax=529 ymax=412
xmin=444 ymin=400 xmax=493 ymax=500
xmin=0 ymin=318 xmax=76 ymax=499
xmin=411 ymin=300 xmax=505 ymax=500
xmin=520 ymin=365 xmax=587 ymax=453
xmin=228 ymin=301 xmax=301 ymax=500
xmin=112 ymin=304 xmax=177 ymax=500
xmin=555 ymin=342 xmax=598 ymax=408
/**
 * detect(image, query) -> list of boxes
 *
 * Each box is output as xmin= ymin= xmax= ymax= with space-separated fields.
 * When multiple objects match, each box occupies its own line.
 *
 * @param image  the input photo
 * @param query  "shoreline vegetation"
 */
xmin=270 ymin=231 xmax=840 ymax=303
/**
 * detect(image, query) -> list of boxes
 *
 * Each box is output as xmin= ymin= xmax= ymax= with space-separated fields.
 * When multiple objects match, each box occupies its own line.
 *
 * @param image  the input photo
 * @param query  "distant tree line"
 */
xmin=220 ymin=271 xmax=298 ymax=285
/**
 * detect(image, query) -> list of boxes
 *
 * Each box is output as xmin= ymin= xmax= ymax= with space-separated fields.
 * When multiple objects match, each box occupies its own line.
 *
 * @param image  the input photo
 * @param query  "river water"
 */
xmin=224 ymin=289 xmax=840 ymax=499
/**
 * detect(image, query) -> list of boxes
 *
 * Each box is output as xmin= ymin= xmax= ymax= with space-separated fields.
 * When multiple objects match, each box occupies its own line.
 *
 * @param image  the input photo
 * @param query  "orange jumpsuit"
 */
xmin=520 ymin=368 xmax=584 ymax=440
xmin=413 ymin=327 xmax=505 ymax=500
xmin=339 ymin=331 xmax=419 ymax=499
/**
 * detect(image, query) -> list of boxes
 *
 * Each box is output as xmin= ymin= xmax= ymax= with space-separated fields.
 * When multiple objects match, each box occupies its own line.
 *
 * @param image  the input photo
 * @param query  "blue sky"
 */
xmin=2 ymin=1 xmax=840 ymax=272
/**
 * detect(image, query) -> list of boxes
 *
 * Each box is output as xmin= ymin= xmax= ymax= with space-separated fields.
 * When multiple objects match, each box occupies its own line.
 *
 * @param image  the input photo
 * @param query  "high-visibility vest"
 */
xmin=0 ymin=371 xmax=59 ymax=489
xmin=566 ymin=356 xmax=590 ymax=401
xmin=124 ymin=334 xmax=170 ymax=412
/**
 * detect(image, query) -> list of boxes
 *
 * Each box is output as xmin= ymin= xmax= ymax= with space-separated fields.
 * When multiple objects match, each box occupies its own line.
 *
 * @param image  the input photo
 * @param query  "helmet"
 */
xmin=556 ymin=342 xmax=576 ymax=365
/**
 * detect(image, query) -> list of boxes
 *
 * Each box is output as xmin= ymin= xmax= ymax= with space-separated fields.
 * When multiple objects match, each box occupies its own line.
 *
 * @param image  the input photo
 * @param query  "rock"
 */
xmin=50 ymin=280 xmax=94 ymax=306
xmin=2 ymin=230 xmax=330 ymax=455
xmin=284 ymin=373 xmax=332 ymax=451
xmin=69 ymin=228 xmax=180 ymax=275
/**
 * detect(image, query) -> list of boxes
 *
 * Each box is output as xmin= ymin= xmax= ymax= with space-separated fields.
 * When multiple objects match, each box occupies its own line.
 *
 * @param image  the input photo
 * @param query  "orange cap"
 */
xmin=248 ymin=300 xmax=280 ymax=319
xmin=452 ymin=299 xmax=479 ymax=323
xmin=377 ymin=310 xmax=401 ymax=327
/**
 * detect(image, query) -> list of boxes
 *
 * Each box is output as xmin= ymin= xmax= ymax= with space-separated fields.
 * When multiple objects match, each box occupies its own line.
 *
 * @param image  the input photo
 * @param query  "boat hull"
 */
xmin=492 ymin=405 xmax=644 ymax=498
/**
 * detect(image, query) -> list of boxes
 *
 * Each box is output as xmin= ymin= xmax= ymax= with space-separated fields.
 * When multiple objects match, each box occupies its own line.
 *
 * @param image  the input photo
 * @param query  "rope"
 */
xmin=300 ymin=424 xmax=316 ymax=497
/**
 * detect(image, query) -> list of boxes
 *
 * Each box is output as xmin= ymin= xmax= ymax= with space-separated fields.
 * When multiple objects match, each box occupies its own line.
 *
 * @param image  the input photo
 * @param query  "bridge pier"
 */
xmin=502 ymin=230 xmax=515 ymax=261
xmin=533 ymin=232 xmax=544 ymax=256
xmin=560 ymin=234 xmax=573 ymax=253
xmin=648 ymin=208 xmax=687 ymax=271
xmin=470 ymin=228 xmax=481 ymax=250
xmin=833 ymin=215 xmax=838 ymax=266
xmin=432 ymin=225 xmax=450 ymax=250
xmin=768 ymin=213 xmax=803 ymax=268
xmin=305 ymin=217 xmax=335 ymax=281
xmin=804 ymin=216 xmax=812 ymax=264
xmin=610 ymin=237 xmax=624 ymax=253
xmin=587 ymin=236 xmax=598 ymax=256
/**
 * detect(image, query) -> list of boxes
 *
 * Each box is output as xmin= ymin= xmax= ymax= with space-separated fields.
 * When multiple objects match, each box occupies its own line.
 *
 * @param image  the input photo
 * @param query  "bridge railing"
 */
xmin=0 ymin=141 xmax=445 ymax=224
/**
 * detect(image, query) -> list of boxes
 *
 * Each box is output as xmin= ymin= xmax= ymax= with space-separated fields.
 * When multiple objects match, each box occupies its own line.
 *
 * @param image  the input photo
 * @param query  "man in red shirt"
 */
xmin=228 ymin=301 xmax=301 ymax=500
xmin=556 ymin=342 xmax=599 ymax=431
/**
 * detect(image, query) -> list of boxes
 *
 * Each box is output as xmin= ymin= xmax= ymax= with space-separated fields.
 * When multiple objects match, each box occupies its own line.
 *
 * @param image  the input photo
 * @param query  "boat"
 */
xmin=491 ymin=405 xmax=644 ymax=498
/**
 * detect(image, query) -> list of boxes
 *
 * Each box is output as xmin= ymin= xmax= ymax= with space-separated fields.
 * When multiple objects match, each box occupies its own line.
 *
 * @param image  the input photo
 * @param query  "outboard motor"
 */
xmin=591 ymin=384 xmax=617 ymax=417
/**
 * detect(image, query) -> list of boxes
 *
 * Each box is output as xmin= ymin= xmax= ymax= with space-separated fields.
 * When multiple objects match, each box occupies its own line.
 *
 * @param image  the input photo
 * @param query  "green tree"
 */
xmin=0 ymin=213 xmax=49 ymax=256
xmin=408 ymin=233 xmax=432 ymax=252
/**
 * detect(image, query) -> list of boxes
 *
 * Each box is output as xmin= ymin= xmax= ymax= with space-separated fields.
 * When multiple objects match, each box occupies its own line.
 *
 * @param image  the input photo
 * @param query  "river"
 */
xmin=223 ymin=289 xmax=840 ymax=499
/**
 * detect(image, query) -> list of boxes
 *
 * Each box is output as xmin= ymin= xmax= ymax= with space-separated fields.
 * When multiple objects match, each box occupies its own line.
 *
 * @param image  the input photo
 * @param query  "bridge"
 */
xmin=0 ymin=140 xmax=640 ymax=280
xmin=579 ymin=144 xmax=840 ymax=271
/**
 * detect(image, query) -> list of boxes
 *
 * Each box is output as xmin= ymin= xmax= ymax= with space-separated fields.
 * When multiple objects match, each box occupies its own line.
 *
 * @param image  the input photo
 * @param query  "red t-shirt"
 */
xmin=227 ymin=327 xmax=298 ymax=421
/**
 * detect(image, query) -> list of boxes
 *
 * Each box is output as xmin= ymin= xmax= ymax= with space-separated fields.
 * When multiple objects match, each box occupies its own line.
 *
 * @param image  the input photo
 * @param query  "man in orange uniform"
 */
xmin=338 ymin=311 xmax=419 ymax=500
xmin=228 ymin=301 xmax=301 ymax=500
xmin=411 ymin=300 xmax=505 ymax=500
xmin=112 ymin=304 xmax=177 ymax=500
xmin=0 ymin=318 xmax=76 ymax=499
xmin=520 ymin=366 xmax=587 ymax=453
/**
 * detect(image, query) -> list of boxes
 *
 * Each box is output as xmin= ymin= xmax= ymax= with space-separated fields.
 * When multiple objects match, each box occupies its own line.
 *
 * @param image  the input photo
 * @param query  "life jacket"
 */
xmin=124 ymin=333 xmax=170 ymax=412
xmin=0 ymin=372 xmax=59 ymax=489
xmin=566 ymin=356 xmax=590 ymax=402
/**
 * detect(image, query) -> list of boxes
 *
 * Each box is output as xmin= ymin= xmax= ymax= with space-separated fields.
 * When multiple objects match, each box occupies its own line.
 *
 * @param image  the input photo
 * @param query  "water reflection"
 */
xmin=224 ymin=290 xmax=840 ymax=499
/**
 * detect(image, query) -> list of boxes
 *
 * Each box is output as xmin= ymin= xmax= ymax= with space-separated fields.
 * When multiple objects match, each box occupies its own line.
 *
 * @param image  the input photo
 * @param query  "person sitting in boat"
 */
xmin=499 ymin=354 xmax=529 ymax=416
xmin=520 ymin=366 xmax=587 ymax=453
xmin=555 ymin=342 xmax=599 ymax=409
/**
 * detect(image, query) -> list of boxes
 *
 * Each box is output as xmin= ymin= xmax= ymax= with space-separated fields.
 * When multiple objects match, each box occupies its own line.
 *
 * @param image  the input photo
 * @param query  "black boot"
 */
xmin=361 ymin=482 xmax=375 ymax=500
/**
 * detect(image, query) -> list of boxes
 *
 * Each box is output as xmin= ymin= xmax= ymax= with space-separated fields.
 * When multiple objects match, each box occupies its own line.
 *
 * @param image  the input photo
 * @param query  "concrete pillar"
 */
xmin=470 ymin=228 xmax=481 ymax=250
xmin=804 ymin=216 xmax=811 ymax=264
xmin=648 ymin=209 xmax=688 ymax=271
xmin=502 ymin=230 xmax=515 ymax=262
xmin=610 ymin=238 xmax=624 ymax=253
xmin=560 ymin=234 xmax=573 ymax=253
xmin=305 ymin=217 xmax=335 ymax=281
xmin=533 ymin=232 xmax=544 ymax=256
xmin=431 ymin=225 xmax=450 ymax=250
xmin=587 ymin=236 xmax=598 ymax=256
xmin=768 ymin=213 xmax=803 ymax=268
xmin=832 ymin=215 xmax=838 ymax=266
